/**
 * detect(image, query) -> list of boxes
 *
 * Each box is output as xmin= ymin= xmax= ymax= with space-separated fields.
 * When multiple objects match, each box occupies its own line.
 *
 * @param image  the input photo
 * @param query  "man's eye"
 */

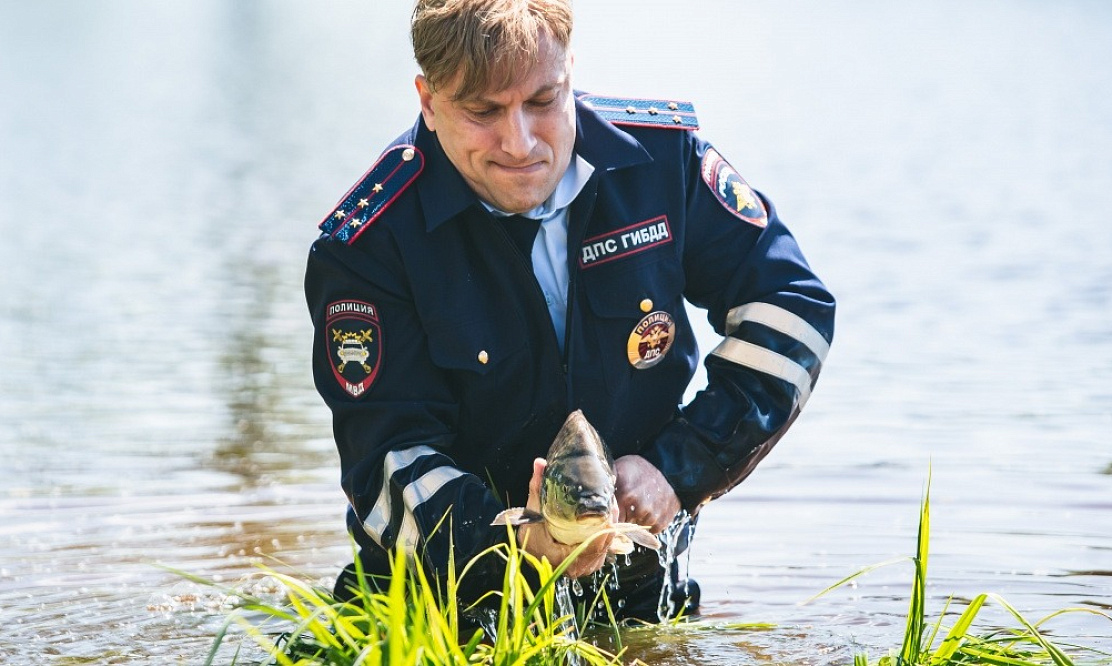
xmin=469 ymin=108 xmax=497 ymax=119
xmin=530 ymin=98 xmax=557 ymax=108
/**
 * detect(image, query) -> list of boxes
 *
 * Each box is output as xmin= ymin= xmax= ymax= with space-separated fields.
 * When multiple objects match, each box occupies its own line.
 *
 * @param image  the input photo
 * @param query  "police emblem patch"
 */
xmin=701 ymin=147 xmax=768 ymax=228
xmin=325 ymin=300 xmax=382 ymax=398
xmin=626 ymin=311 xmax=676 ymax=369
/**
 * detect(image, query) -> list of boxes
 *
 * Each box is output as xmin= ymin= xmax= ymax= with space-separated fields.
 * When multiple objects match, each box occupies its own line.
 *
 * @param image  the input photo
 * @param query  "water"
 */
xmin=1 ymin=1 xmax=1109 ymax=663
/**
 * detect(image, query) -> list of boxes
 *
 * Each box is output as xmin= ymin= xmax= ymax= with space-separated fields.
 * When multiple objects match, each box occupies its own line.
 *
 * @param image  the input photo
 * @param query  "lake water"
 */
xmin=1 ymin=1 xmax=1109 ymax=664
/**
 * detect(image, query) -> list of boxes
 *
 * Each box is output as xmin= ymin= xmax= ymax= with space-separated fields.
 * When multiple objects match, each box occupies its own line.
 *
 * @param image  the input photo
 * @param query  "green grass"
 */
xmin=185 ymin=528 xmax=632 ymax=666
xmin=181 ymin=479 xmax=1111 ymax=665
xmin=808 ymin=479 xmax=1112 ymax=665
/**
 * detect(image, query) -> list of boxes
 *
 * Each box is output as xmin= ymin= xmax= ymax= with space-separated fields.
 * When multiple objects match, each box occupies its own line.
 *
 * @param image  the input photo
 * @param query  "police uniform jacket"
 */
xmin=305 ymin=94 xmax=835 ymax=580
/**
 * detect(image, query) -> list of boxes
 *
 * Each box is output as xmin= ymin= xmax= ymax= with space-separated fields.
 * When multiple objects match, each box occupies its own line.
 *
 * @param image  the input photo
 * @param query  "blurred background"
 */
xmin=1 ymin=1 xmax=1109 ymax=663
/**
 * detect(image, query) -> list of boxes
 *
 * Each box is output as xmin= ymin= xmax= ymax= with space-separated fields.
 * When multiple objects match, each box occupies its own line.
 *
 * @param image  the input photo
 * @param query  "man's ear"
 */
xmin=415 ymin=75 xmax=436 ymax=132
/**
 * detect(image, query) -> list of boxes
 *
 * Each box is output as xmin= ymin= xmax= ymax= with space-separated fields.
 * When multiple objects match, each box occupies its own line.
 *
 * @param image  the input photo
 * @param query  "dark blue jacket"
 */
xmin=305 ymin=95 xmax=835 ymax=578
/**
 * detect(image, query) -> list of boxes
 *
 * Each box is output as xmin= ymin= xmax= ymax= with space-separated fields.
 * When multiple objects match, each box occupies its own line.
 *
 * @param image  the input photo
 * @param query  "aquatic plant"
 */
xmin=183 ymin=478 xmax=1111 ymax=665
xmin=192 ymin=528 xmax=631 ymax=666
xmin=809 ymin=480 xmax=1112 ymax=665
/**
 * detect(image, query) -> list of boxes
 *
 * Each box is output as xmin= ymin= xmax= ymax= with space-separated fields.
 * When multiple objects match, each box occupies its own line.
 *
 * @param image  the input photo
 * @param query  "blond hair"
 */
xmin=411 ymin=0 xmax=573 ymax=101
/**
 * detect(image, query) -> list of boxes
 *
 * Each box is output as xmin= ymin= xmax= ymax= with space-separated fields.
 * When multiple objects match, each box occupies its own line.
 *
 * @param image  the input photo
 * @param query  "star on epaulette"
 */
xmin=578 ymin=93 xmax=698 ymax=130
xmin=318 ymin=144 xmax=425 ymax=244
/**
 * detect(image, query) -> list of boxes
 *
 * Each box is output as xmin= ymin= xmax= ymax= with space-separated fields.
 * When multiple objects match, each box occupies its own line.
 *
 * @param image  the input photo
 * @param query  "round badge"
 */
xmin=626 ymin=311 xmax=676 ymax=369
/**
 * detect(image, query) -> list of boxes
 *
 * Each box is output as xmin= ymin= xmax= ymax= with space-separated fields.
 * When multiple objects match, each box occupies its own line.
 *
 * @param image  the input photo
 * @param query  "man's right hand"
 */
xmin=515 ymin=457 xmax=614 ymax=579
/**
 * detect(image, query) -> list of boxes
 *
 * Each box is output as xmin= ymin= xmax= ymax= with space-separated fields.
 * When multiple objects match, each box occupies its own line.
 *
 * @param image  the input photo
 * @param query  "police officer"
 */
xmin=306 ymin=0 xmax=834 ymax=621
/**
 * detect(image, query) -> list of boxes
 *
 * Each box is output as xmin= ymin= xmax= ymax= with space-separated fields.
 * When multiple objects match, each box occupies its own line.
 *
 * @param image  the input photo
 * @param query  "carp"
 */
xmin=492 ymin=410 xmax=659 ymax=554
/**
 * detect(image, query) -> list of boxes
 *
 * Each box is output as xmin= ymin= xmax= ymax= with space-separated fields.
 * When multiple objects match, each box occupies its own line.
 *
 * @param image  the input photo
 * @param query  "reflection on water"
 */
xmin=1 ymin=1 xmax=1110 ymax=663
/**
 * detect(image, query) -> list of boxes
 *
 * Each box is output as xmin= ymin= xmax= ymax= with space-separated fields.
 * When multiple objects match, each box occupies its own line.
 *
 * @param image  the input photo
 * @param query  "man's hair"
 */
xmin=411 ymin=0 xmax=573 ymax=101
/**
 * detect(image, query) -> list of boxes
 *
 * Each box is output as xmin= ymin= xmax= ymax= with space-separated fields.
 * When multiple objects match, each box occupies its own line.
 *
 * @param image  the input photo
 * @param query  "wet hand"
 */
xmin=614 ymin=455 xmax=681 ymax=534
xmin=516 ymin=457 xmax=614 ymax=578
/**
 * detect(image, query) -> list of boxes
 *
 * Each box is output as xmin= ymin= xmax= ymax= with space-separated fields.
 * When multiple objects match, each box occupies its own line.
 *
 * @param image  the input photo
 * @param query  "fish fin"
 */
xmin=491 ymin=508 xmax=545 ymax=526
xmin=612 ymin=523 xmax=661 ymax=551
xmin=609 ymin=534 xmax=635 ymax=555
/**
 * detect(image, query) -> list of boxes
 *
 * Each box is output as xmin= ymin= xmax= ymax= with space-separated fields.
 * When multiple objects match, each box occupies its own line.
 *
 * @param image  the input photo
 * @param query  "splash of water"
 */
xmin=654 ymin=510 xmax=694 ymax=621
xmin=606 ymin=559 xmax=621 ymax=590
xmin=553 ymin=578 xmax=586 ymax=666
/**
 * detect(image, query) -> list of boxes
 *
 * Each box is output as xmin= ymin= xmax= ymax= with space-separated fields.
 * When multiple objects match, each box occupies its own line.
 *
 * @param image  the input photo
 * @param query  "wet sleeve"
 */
xmin=304 ymin=233 xmax=508 ymax=578
xmin=639 ymin=137 xmax=836 ymax=513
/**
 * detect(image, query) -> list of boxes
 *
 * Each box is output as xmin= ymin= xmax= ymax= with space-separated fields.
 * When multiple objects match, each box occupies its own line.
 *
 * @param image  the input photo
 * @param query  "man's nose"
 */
xmin=501 ymin=107 xmax=537 ymax=159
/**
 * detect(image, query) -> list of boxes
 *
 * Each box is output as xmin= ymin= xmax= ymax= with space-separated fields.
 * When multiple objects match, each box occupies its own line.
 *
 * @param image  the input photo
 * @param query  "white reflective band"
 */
xmin=363 ymin=482 xmax=393 ymax=548
xmin=395 ymin=466 xmax=467 ymax=553
xmin=396 ymin=513 xmax=420 ymax=554
xmin=711 ymin=337 xmax=813 ymax=406
xmin=724 ymin=302 xmax=830 ymax=363
xmin=361 ymin=445 xmax=440 ymax=547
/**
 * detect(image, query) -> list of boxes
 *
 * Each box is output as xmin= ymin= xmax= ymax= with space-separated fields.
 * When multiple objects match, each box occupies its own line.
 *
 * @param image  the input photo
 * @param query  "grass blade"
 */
xmin=928 ymin=593 xmax=987 ymax=665
xmin=900 ymin=480 xmax=930 ymax=665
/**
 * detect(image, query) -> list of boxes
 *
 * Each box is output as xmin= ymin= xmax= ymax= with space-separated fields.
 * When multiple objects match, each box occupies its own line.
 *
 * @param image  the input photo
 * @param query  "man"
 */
xmin=305 ymin=0 xmax=834 ymax=621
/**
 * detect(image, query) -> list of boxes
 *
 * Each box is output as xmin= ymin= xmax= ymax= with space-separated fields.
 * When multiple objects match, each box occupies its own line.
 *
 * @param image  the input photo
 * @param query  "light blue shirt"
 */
xmin=486 ymin=154 xmax=595 ymax=351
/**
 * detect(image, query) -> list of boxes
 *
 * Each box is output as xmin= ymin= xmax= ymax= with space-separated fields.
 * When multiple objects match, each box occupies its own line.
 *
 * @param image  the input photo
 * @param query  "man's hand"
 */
xmin=614 ymin=454 xmax=681 ymax=534
xmin=515 ymin=458 xmax=614 ymax=579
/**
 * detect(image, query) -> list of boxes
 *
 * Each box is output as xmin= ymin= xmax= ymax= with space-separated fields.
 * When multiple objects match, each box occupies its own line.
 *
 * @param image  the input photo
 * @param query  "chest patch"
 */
xmin=701 ymin=148 xmax=768 ymax=228
xmin=579 ymin=215 xmax=672 ymax=268
xmin=325 ymin=300 xmax=383 ymax=398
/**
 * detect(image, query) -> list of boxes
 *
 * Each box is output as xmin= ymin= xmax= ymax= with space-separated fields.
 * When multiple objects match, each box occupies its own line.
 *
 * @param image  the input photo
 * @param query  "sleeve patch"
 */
xmin=325 ymin=300 xmax=383 ymax=398
xmin=701 ymin=148 xmax=767 ymax=227
xmin=318 ymin=145 xmax=424 ymax=245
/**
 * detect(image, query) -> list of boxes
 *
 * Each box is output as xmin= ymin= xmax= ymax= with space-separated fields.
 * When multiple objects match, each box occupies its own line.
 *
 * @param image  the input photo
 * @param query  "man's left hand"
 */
xmin=614 ymin=455 xmax=681 ymax=534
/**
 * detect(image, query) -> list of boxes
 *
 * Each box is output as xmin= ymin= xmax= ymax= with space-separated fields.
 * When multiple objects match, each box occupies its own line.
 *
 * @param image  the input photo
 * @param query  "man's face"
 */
xmin=416 ymin=34 xmax=576 ymax=214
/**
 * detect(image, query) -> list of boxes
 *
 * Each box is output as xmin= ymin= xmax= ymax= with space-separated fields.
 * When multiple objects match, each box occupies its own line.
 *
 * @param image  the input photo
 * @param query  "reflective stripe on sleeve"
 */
xmin=395 ymin=466 xmax=468 ymax=553
xmin=362 ymin=445 xmax=464 ymax=549
xmin=724 ymin=302 xmax=830 ymax=363
xmin=710 ymin=337 xmax=814 ymax=406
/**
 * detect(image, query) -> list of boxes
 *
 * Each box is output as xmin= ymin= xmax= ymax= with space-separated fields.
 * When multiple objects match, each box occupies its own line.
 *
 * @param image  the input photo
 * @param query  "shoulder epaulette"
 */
xmin=318 ymin=144 xmax=424 ymax=245
xmin=578 ymin=93 xmax=698 ymax=130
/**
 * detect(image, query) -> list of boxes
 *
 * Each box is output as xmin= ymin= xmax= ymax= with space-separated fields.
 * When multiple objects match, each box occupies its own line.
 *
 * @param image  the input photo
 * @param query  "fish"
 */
xmin=492 ymin=409 xmax=659 ymax=554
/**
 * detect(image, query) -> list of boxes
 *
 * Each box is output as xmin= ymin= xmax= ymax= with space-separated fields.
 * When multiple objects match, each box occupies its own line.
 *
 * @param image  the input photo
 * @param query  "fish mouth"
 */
xmin=573 ymin=497 xmax=611 ymax=521
xmin=543 ymin=497 xmax=611 ymax=525
xmin=571 ymin=514 xmax=609 ymax=529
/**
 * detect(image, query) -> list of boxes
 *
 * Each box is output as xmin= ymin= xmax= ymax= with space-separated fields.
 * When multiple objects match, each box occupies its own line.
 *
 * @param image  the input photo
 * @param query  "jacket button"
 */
xmin=478 ymin=350 xmax=489 ymax=364
xmin=640 ymin=298 xmax=653 ymax=313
